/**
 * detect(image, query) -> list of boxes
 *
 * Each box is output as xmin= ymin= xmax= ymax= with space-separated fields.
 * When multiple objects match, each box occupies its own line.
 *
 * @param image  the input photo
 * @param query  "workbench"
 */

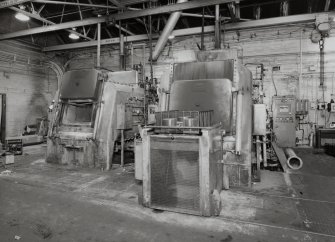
xmin=315 ymin=128 xmax=335 ymax=148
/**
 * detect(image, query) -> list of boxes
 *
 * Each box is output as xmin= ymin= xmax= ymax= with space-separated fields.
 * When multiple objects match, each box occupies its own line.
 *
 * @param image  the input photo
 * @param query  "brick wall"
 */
xmin=0 ymin=40 xmax=58 ymax=137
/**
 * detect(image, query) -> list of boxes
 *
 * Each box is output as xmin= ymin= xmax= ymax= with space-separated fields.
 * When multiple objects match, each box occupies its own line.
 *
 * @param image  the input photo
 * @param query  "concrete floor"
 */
xmin=221 ymin=148 xmax=335 ymax=241
xmin=0 ymin=145 xmax=334 ymax=241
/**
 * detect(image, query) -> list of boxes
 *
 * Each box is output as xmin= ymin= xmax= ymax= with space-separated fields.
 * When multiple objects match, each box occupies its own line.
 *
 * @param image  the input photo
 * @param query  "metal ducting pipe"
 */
xmin=120 ymin=34 xmax=126 ymax=70
xmin=214 ymin=4 xmax=221 ymax=49
xmin=97 ymin=23 xmax=101 ymax=68
xmin=151 ymin=0 xmax=188 ymax=61
xmin=285 ymin=148 xmax=303 ymax=170
xmin=235 ymin=90 xmax=243 ymax=155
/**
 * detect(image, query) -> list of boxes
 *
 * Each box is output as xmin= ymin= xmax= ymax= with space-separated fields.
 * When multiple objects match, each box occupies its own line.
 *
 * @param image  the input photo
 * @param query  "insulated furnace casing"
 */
xmin=46 ymin=69 xmax=144 ymax=168
xmin=137 ymin=50 xmax=253 ymax=216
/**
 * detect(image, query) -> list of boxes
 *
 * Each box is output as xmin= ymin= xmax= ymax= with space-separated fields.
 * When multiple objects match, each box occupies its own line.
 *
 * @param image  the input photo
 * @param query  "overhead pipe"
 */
xmin=201 ymin=7 xmax=205 ymax=50
xmin=34 ymin=0 xmax=119 ymax=9
xmin=181 ymin=12 xmax=215 ymax=19
xmin=263 ymin=135 xmax=267 ymax=167
xmin=151 ymin=0 xmax=188 ymax=61
xmin=235 ymin=90 xmax=242 ymax=155
xmin=214 ymin=4 xmax=221 ymax=49
xmin=120 ymin=34 xmax=125 ymax=70
xmin=97 ymin=23 xmax=101 ymax=68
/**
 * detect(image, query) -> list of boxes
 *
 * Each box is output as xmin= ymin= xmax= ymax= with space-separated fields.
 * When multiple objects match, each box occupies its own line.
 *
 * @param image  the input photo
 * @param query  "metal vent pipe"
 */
xmin=151 ymin=0 xmax=188 ymax=61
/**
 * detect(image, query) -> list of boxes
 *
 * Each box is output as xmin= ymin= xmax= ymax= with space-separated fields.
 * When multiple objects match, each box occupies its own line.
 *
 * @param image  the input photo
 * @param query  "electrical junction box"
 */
xmin=272 ymin=96 xmax=296 ymax=147
xmin=317 ymin=102 xmax=326 ymax=110
xmin=330 ymin=103 xmax=335 ymax=112
xmin=253 ymin=104 xmax=267 ymax=136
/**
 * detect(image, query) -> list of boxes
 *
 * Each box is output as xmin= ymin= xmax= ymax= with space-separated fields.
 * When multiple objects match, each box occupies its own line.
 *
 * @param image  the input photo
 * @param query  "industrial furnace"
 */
xmin=136 ymin=50 xmax=253 ymax=216
xmin=46 ymin=69 xmax=144 ymax=169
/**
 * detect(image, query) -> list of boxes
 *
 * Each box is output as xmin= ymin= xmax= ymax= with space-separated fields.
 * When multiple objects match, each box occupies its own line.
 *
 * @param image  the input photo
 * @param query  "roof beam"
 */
xmin=0 ymin=16 xmax=105 ymax=40
xmin=109 ymin=0 xmax=238 ymax=20
xmin=36 ymin=4 xmax=45 ymax=14
xmin=33 ymin=0 xmax=118 ymax=9
xmin=9 ymin=6 xmax=93 ymax=41
xmin=108 ymin=0 xmax=125 ymax=8
xmin=43 ymin=12 xmax=327 ymax=52
xmin=0 ymin=0 xmax=238 ymax=40
xmin=104 ymin=27 xmax=113 ymax=38
xmin=118 ymin=0 xmax=149 ymax=5
xmin=113 ymin=23 xmax=135 ymax=35
xmin=0 ymin=0 xmax=30 ymax=9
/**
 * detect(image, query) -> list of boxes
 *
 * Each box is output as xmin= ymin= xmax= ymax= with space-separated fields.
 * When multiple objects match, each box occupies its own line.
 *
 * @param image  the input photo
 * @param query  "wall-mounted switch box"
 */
xmin=330 ymin=103 xmax=335 ymax=112
xmin=317 ymin=102 xmax=326 ymax=110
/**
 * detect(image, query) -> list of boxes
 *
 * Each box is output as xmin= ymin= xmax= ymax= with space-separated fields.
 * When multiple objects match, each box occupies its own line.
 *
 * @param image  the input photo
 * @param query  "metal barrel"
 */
xmin=284 ymin=148 xmax=303 ymax=170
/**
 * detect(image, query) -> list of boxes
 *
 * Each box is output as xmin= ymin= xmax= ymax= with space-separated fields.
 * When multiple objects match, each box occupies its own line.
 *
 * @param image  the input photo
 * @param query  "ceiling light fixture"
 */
xmin=15 ymin=12 xmax=30 ymax=21
xmin=69 ymin=33 xmax=80 ymax=40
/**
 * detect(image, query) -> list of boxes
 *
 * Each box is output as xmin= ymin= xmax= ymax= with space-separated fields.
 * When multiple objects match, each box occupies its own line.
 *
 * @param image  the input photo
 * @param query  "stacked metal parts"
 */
xmin=154 ymin=110 xmax=213 ymax=134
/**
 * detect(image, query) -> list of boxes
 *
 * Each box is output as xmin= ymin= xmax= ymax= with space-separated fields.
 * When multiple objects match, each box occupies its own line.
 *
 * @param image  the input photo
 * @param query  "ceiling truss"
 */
xmin=0 ymin=0 xmax=334 ymax=50
xmin=43 ymin=12 xmax=333 ymax=52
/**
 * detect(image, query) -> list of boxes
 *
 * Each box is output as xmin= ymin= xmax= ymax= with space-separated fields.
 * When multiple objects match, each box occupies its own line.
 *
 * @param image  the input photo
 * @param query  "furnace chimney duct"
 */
xmin=151 ymin=0 xmax=188 ymax=61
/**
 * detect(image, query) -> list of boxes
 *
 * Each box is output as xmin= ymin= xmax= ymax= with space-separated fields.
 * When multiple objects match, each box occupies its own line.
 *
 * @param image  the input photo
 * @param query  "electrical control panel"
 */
xmin=272 ymin=96 xmax=296 ymax=147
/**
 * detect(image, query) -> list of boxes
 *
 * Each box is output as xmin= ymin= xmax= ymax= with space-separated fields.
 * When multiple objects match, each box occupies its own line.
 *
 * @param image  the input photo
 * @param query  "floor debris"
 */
xmin=34 ymin=223 xmax=52 ymax=239
xmin=1 ymin=169 xmax=13 ymax=175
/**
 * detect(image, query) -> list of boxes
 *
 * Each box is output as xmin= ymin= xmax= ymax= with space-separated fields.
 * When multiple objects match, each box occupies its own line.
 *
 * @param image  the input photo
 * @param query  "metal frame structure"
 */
xmin=41 ymin=12 xmax=332 ymax=51
xmin=0 ymin=0 xmax=333 ymax=45
xmin=0 ymin=0 xmax=333 ymax=64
